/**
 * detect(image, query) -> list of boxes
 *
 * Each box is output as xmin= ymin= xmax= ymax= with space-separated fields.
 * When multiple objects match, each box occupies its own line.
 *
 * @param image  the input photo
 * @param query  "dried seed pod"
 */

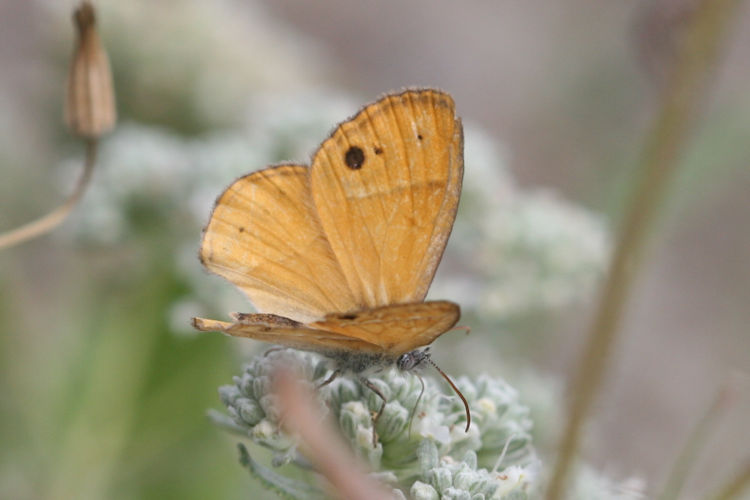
xmin=64 ymin=2 xmax=116 ymax=138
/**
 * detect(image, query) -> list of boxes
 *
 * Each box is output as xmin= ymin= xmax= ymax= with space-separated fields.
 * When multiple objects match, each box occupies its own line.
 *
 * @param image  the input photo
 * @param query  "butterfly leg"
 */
xmin=359 ymin=377 xmax=386 ymax=447
xmin=408 ymin=373 xmax=426 ymax=439
xmin=263 ymin=346 xmax=286 ymax=357
xmin=317 ymin=369 xmax=341 ymax=389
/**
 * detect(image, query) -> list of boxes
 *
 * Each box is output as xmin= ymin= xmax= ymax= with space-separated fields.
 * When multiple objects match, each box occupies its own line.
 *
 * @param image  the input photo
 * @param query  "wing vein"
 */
xmin=319 ymin=144 xmax=376 ymax=305
xmin=361 ymin=104 xmax=395 ymax=302
xmin=414 ymin=94 xmax=455 ymax=286
xmin=261 ymin=168 xmax=345 ymax=310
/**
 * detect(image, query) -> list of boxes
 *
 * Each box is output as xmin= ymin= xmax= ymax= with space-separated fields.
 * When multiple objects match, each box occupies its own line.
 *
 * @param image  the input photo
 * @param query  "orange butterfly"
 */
xmin=193 ymin=89 xmax=469 ymax=433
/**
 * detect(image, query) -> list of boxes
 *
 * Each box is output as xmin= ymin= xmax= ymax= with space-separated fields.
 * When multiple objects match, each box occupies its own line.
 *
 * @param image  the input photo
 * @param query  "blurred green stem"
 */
xmin=658 ymin=382 xmax=735 ymax=500
xmin=41 ymin=266 xmax=171 ymax=500
xmin=707 ymin=460 xmax=750 ymax=500
xmin=545 ymin=0 xmax=743 ymax=498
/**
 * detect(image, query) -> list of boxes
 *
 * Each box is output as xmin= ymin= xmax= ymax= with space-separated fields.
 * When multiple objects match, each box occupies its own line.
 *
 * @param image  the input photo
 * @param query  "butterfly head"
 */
xmin=396 ymin=348 xmax=432 ymax=372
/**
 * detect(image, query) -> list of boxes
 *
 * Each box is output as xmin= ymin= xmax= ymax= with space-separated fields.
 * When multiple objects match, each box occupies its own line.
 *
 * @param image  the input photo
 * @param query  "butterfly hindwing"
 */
xmin=192 ymin=300 xmax=459 ymax=355
xmin=311 ymin=301 xmax=460 ymax=355
xmin=192 ymin=315 xmax=382 ymax=353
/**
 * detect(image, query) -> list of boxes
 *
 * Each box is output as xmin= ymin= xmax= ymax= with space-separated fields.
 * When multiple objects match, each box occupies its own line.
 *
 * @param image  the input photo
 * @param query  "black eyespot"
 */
xmin=417 ymin=134 xmax=423 ymax=141
xmin=339 ymin=313 xmax=357 ymax=320
xmin=374 ymin=146 xmax=383 ymax=155
xmin=238 ymin=227 xmax=245 ymax=233
xmin=344 ymin=146 xmax=365 ymax=169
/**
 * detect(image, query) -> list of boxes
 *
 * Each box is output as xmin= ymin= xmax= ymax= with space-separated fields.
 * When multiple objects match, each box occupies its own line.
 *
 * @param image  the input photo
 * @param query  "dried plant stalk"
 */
xmin=0 ymin=2 xmax=115 ymax=250
xmin=65 ymin=1 xmax=116 ymax=137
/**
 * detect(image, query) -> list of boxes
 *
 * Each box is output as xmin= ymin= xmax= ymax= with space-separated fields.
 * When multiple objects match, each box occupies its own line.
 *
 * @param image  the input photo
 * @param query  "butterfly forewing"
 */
xmin=200 ymin=165 xmax=360 ymax=323
xmin=310 ymin=89 xmax=463 ymax=308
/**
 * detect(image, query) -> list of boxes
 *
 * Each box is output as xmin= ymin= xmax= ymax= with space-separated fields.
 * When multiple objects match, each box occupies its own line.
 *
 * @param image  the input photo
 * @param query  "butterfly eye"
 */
xmin=396 ymin=353 xmax=414 ymax=371
xmin=397 ymin=350 xmax=429 ymax=371
xmin=344 ymin=146 xmax=365 ymax=169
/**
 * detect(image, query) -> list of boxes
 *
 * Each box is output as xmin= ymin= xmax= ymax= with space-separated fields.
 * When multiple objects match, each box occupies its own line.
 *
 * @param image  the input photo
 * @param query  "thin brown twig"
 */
xmin=0 ymin=139 xmax=98 ymax=250
xmin=545 ymin=0 xmax=743 ymax=498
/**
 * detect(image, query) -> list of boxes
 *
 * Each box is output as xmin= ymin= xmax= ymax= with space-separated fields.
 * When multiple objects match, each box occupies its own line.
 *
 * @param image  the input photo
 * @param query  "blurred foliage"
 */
xmin=0 ymin=204 xmax=249 ymax=498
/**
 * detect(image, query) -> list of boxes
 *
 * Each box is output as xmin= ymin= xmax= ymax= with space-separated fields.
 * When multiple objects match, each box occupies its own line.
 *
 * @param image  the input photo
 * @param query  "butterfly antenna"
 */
xmin=492 ymin=432 xmax=519 ymax=473
xmin=449 ymin=325 xmax=472 ymax=335
xmin=427 ymin=358 xmax=471 ymax=432
xmin=407 ymin=373 xmax=426 ymax=439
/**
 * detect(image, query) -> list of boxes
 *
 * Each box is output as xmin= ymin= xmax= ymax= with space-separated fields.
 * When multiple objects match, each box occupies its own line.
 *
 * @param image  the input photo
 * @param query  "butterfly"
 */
xmin=192 ymin=88 xmax=469 ymax=435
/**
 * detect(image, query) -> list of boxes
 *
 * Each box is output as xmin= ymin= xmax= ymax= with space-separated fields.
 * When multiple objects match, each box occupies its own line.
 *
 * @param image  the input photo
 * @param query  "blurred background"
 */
xmin=0 ymin=0 xmax=748 ymax=499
